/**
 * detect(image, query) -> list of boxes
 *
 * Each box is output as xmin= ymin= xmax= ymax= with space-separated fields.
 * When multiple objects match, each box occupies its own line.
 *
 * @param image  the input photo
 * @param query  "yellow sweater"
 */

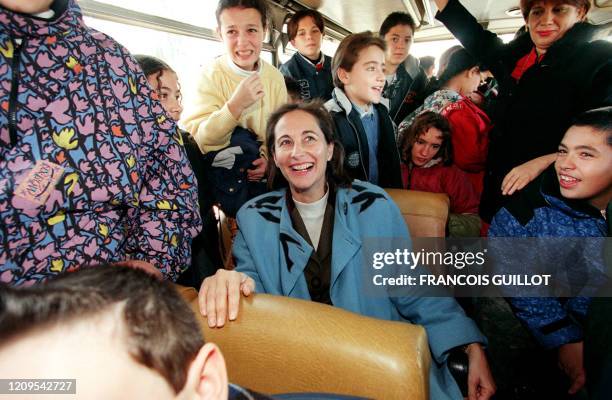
xmin=183 ymin=55 xmax=287 ymax=156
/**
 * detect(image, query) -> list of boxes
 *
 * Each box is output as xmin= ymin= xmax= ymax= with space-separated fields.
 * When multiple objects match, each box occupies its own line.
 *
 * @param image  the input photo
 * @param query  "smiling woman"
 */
xmin=198 ymin=100 xmax=496 ymax=400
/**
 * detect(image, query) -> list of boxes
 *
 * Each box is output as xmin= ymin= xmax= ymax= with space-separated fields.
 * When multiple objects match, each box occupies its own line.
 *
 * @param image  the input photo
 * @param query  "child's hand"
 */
xmin=558 ymin=341 xmax=586 ymax=394
xmin=247 ymin=157 xmax=267 ymax=181
xmin=228 ymin=73 xmax=264 ymax=119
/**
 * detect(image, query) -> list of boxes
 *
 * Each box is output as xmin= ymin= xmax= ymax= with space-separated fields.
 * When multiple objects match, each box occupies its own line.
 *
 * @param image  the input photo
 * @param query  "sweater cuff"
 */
xmin=536 ymin=318 xmax=584 ymax=349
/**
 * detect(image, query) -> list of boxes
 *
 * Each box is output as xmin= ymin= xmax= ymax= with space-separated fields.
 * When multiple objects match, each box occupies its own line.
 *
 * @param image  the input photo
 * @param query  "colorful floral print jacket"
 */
xmin=0 ymin=0 xmax=201 ymax=285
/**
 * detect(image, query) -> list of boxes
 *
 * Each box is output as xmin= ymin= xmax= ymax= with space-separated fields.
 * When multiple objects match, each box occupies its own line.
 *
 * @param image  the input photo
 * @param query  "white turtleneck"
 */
xmin=226 ymin=55 xmax=262 ymax=78
xmin=294 ymin=190 xmax=329 ymax=250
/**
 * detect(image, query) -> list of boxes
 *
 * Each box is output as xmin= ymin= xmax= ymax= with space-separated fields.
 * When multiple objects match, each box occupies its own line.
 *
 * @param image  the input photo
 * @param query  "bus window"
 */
xmin=84 ymin=16 xmax=223 ymax=122
xmin=90 ymin=0 xmax=219 ymax=29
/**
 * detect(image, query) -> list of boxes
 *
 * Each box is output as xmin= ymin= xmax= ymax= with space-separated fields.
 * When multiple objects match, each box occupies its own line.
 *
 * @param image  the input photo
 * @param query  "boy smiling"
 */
xmin=489 ymin=107 xmax=612 ymax=395
xmin=324 ymin=32 xmax=402 ymax=188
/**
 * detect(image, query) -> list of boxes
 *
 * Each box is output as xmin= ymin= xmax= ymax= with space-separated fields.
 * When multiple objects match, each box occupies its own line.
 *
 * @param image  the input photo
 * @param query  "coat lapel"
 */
xmin=330 ymin=193 xmax=361 ymax=290
xmin=278 ymin=199 xmax=313 ymax=297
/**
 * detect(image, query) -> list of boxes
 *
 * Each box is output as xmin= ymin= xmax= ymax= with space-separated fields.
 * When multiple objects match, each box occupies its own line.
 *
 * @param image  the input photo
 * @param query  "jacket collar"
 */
xmin=325 ymin=87 xmax=389 ymax=116
xmin=0 ymin=0 xmax=76 ymax=39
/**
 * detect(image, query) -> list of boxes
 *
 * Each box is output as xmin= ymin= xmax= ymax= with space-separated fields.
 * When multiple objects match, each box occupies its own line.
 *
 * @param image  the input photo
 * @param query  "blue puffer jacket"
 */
xmin=489 ymin=167 xmax=607 ymax=348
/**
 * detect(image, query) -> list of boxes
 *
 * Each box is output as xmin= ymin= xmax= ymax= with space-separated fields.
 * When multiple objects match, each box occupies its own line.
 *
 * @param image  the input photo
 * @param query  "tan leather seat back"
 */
xmin=385 ymin=189 xmax=449 ymax=238
xmin=178 ymin=287 xmax=430 ymax=400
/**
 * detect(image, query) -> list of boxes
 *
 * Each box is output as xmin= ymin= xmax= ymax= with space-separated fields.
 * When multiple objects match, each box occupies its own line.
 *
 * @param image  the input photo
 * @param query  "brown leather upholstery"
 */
xmin=385 ymin=189 xmax=450 ymax=238
xmin=176 ymin=286 xmax=430 ymax=400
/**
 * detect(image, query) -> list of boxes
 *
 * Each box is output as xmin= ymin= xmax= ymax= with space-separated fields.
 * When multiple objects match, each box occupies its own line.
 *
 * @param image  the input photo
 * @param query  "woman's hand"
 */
xmin=466 ymin=343 xmax=496 ymax=400
xmin=198 ymin=269 xmax=256 ymax=328
xmin=558 ymin=341 xmax=586 ymax=395
xmin=501 ymin=153 xmax=556 ymax=195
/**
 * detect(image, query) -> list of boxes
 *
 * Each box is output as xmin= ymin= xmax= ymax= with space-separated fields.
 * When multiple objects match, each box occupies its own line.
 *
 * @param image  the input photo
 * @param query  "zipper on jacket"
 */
xmin=8 ymin=38 xmax=24 ymax=147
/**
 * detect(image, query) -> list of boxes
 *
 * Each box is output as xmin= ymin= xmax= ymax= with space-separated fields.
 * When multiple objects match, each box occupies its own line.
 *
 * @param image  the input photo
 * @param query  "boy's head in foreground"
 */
xmin=0 ymin=266 xmax=228 ymax=400
xmin=331 ymin=32 xmax=386 ymax=109
xmin=555 ymin=106 xmax=612 ymax=210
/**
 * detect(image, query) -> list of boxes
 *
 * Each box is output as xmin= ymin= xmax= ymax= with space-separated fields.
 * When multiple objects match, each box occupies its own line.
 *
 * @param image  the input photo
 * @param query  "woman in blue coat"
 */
xmin=198 ymin=101 xmax=495 ymax=400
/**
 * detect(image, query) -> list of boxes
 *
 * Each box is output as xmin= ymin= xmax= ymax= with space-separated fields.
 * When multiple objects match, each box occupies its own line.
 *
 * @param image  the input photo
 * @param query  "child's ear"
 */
xmin=182 ymin=343 xmax=228 ymax=400
xmin=290 ymin=39 xmax=296 ymax=48
xmin=337 ymin=67 xmax=350 ymax=85
xmin=215 ymin=26 xmax=222 ymax=40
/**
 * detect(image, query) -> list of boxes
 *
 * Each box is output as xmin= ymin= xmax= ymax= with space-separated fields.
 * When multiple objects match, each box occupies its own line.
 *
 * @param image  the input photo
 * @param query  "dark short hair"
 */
xmin=265 ymin=100 xmax=352 ymax=190
xmin=331 ymin=31 xmax=386 ymax=89
xmin=419 ymin=56 xmax=435 ymax=71
xmin=571 ymin=106 xmax=612 ymax=145
xmin=133 ymin=54 xmax=179 ymax=95
xmin=215 ymin=0 xmax=269 ymax=28
xmin=379 ymin=12 xmax=416 ymax=37
xmin=520 ymin=0 xmax=591 ymax=19
xmin=134 ymin=54 xmax=173 ymax=77
xmin=284 ymin=76 xmax=302 ymax=99
xmin=286 ymin=9 xmax=325 ymax=41
xmin=399 ymin=111 xmax=453 ymax=165
xmin=0 ymin=265 xmax=204 ymax=394
xmin=436 ymin=45 xmax=480 ymax=85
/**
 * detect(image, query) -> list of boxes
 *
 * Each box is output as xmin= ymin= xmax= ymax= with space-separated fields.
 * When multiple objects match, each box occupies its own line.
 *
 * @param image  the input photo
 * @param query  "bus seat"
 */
xmin=385 ymin=189 xmax=449 ymax=238
xmin=176 ymin=286 xmax=430 ymax=400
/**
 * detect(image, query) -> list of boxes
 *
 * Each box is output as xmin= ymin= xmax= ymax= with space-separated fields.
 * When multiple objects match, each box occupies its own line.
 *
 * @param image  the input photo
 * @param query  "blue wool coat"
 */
xmin=489 ymin=167 xmax=608 ymax=348
xmin=234 ymin=181 xmax=485 ymax=400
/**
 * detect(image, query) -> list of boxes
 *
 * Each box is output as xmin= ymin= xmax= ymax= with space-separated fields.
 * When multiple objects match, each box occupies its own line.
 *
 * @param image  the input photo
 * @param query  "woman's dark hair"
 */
xmin=215 ymin=0 xmax=269 ymax=28
xmin=379 ymin=11 xmax=416 ymax=37
xmin=399 ymin=111 xmax=453 ymax=166
xmin=265 ymin=100 xmax=352 ymax=190
xmin=520 ymin=0 xmax=591 ymax=19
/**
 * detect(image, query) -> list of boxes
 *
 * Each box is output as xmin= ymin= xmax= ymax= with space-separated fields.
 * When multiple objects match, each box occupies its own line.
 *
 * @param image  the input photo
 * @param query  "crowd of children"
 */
xmin=1 ymin=0 xmax=611 ymax=399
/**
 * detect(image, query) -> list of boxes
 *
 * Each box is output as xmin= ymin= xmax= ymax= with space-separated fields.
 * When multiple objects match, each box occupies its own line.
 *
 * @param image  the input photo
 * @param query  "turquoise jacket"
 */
xmin=234 ymin=181 xmax=485 ymax=400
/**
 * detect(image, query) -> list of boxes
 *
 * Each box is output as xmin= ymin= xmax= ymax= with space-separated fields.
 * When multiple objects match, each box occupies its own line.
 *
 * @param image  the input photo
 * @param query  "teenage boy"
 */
xmin=489 ymin=107 xmax=612 ymax=396
xmin=0 ymin=0 xmax=201 ymax=285
xmin=325 ymin=32 xmax=402 ymax=188
xmin=279 ymin=9 xmax=334 ymax=102
xmin=0 ymin=265 xmax=272 ymax=400
xmin=379 ymin=12 xmax=428 ymax=124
